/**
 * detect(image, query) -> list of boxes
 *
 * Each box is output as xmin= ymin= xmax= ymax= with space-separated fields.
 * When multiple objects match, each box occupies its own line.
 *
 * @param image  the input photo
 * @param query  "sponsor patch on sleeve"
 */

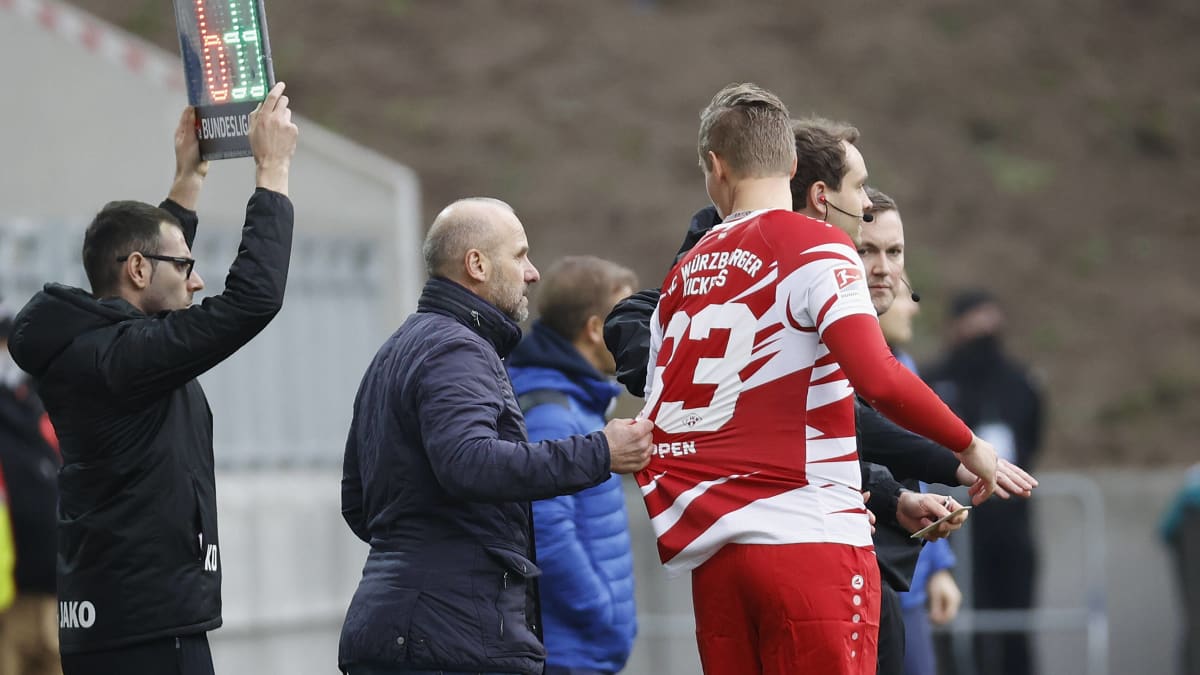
xmin=831 ymin=265 xmax=871 ymax=306
xmin=833 ymin=266 xmax=862 ymax=289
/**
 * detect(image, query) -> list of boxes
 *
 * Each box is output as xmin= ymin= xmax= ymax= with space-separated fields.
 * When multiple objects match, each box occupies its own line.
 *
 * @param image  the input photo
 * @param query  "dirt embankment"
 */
xmin=74 ymin=0 xmax=1200 ymax=467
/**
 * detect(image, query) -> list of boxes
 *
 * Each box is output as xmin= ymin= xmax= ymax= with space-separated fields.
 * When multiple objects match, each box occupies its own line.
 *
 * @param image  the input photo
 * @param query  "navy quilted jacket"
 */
xmin=339 ymin=278 xmax=612 ymax=675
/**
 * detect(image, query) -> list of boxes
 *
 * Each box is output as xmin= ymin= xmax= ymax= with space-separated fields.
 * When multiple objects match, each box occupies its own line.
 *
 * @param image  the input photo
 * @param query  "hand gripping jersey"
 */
xmin=638 ymin=209 xmax=878 ymax=574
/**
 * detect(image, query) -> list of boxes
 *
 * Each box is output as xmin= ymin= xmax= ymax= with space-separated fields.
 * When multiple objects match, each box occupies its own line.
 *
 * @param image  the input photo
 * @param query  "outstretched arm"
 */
xmin=417 ymin=341 xmax=611 ymax=502
xmin=857 ymin=399 xmax=962 ymax=486
xmin=823 ymin=315 xmax=999 ymax=502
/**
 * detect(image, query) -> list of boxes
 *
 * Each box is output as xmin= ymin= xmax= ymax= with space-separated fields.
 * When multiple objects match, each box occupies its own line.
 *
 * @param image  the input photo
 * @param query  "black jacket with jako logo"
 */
xmin=8 ymin=189 xmax=293 ymax=653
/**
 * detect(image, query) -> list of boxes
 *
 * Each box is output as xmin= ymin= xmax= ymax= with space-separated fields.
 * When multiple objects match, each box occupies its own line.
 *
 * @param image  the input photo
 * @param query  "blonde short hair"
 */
xmin=698 ymin=83 xmax=796 ymax=179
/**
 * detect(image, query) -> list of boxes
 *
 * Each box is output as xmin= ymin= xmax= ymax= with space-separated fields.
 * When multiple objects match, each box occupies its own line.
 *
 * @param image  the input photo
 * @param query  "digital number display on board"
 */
xmin=173 ymin=0 xmax=275 ymax=160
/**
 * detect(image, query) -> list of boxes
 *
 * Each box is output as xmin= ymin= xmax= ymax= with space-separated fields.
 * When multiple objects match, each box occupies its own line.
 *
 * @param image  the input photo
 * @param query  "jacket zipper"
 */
xmin=500 ymin=571 xmax=508 ymax=635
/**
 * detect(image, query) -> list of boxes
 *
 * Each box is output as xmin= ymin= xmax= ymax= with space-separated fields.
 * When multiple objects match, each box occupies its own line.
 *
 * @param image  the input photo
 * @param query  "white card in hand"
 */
xmin=909 ymin=506 xmax=973 ymax=540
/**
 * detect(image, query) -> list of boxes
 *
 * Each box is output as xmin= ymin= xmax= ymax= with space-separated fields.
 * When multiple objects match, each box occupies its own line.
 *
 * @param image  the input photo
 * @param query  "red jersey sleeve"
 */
xmin=822 ymin=314 xmax=973 ymax=452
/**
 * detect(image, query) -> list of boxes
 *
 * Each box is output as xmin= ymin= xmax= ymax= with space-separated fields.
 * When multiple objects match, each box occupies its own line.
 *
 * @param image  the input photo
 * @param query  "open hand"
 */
xmin=957 ymin=457 xmax=1038 ymax=501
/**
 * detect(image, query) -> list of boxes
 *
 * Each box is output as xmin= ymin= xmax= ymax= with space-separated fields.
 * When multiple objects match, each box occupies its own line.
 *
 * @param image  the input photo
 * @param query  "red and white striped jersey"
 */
xmin=638 ymin=208 xmax=876 ymax=574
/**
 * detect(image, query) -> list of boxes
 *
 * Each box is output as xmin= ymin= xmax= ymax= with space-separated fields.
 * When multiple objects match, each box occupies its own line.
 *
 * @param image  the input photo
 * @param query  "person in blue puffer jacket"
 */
xmin=508 ymin=255 xmax=639 ymax=675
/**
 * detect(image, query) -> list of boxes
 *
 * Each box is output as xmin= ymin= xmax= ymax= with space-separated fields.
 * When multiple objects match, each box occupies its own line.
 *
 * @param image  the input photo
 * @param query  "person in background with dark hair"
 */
xmin=924 ymin=290 xmax=1045 ymax=675
xmin=7 ymin=84 xmax=299 ymax=675
xmin=506 ymin=256 xmax=640 ymax=675
xmin=0 ymin=301 xmax=62 ymax=675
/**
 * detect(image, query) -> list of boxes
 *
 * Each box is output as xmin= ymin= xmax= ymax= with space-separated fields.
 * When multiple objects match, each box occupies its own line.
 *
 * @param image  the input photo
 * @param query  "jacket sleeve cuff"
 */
xmin=593 ymin=429 xmax=613 ymax=478
xmin=160 ymin=199 xmax=199 ymax=243
xmin=862 ymin=462 xmax=903 ymax=528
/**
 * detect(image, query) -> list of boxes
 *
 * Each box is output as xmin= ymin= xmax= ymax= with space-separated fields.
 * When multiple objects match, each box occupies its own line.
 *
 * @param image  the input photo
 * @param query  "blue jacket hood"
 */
xmin=508 ymin=321 xmax=620 ymax=415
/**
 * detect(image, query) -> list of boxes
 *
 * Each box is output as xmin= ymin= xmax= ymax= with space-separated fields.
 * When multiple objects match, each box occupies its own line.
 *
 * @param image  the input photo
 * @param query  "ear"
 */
xmin=808 ymin=180 xmax=828 ymax=209
xmin=125 ymin=252 xmax=153 ymax=290
xmin=788 ymin=156 xmax=797 ymax=180
xmin=464 ymin=248 xmax=489 ymax=284
xmin=708 ymin=151 xmax=728 ymax=184
xmin=584 ymin=314 xmax=605 ymax=345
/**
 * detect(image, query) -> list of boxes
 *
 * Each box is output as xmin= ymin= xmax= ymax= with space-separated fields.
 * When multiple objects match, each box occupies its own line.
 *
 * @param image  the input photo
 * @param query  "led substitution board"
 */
xmin=173 ymin=0 xmax=275 ymax=160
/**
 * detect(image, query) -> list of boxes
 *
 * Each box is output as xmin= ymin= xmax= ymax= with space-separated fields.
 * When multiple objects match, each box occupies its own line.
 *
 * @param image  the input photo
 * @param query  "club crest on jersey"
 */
xmin=833 ymin=266 xmax=862 ymax=289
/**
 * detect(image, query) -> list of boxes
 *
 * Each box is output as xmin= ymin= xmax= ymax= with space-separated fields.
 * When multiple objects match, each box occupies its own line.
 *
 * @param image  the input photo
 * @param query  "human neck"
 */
xmin=110 ymin=287 xmax=149 ymax=314
xmin=724 ymin=177 xmax=793 ymax=217
xmin=797 ymin=205 xmax=823 ymax=220
xmin=800 ymin=202 xmax=857 ymax=242
xmin=573 ymin=335 xmax=608 ymax=375
xmin=441 ymin=273 xmax=489 ymax=300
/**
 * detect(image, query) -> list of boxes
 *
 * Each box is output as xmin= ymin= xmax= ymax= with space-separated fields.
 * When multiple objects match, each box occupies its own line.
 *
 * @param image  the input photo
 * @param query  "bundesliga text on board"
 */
xmin=198 ymin=113 xmax=250 ymax=140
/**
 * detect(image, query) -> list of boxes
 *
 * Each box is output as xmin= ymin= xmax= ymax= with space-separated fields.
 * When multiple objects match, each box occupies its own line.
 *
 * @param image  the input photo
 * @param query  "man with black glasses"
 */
xmin=7 ymin=83 xmax=298 ymax=675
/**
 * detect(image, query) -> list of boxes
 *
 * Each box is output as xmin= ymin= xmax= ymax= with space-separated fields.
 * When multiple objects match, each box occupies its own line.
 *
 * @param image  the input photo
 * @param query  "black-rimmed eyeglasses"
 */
xmin=117 ymin=253 xmax=196 ymax=279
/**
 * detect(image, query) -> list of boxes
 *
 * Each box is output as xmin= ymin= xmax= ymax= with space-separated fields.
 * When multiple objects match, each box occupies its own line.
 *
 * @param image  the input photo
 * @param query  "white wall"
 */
xmin=213 ymin=471 xmax=366 ymax=675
